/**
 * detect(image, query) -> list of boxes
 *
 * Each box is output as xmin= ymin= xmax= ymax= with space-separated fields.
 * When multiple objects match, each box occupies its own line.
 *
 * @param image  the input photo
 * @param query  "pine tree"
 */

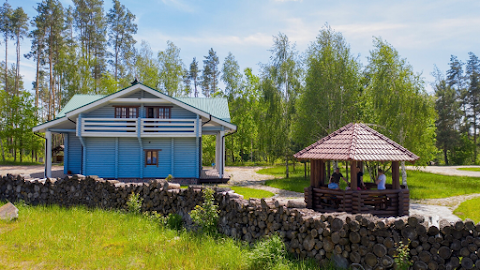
xmin=73 ymin=0 xmax=106 ymax=92
xmin=107 ymin=0 xmax=137 ymax=82
xmin=26 ymin=1 xmax=47 ymax=109
xmin=189 ymin=57 xmax=200 ymax=97
xmin=0 ymin=1 xmax=13 ymax=93
xmin=466 ymin=52 xmax=480 ymax=163
xmin=202 ymin=48 xmax=220 ymax=97
xmin=11 ymin=7 xmax=28 ymax=97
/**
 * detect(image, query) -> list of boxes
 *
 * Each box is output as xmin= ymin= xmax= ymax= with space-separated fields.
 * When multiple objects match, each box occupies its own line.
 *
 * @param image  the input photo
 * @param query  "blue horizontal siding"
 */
xmin=174 ymin=138 xmax=196 ymax=178
xmin=67 ymin=133 xmax=82 ymax=174
xmin=82 ymin=103 xmax=196 ymax=120
xmin=85 ymin=138 xmax=115 ymax=177
xmin=66 ymin=135 xmax=198 ymax=179
xmin=118 ymin=138 xmax=141 ymax=178
xmin=84 ymin=105 xmax=114 ymax=118
xmin=143 ymin=138 xmax=172 ymax=178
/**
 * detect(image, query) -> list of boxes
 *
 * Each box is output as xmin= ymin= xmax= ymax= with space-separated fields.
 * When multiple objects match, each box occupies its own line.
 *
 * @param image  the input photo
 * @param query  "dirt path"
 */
xmin=406 ymin=165 xmax=480 ymax=177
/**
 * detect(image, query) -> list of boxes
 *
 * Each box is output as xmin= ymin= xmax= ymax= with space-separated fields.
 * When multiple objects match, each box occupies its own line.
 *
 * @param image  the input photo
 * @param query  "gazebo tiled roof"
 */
xmin=294 ymin=123 xmax=419 ymax=162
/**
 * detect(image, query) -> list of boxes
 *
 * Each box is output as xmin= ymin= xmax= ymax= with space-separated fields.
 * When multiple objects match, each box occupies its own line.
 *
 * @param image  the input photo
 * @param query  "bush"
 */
xmin=166 ymin=213 xmax=183 ymax=230
xmin=126 ymin=192 xmax=143 ymax=214
xmin=394 ymin=241 xmax=412 ymax=270
xmin=190 ymin=188 xmax=219 ymax=235
xmin=166 ymin=174 xmax=173 ymax=182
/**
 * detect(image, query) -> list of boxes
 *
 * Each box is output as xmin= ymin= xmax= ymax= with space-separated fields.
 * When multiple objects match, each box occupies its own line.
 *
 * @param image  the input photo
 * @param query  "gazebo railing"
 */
xmin=305 ymin=187 xmax=409 ymax=217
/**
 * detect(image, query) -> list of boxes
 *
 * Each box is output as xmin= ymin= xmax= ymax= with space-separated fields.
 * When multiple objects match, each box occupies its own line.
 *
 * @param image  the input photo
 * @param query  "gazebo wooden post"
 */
xmin=350 ymin=160 xmax=357 ymax=190
xmin=392 ymin=161 xmax=400 ymax=189
xmin=319 ymin=160 xmax=325 ymax=187
xmin=310 ymin=159 xmax=316 ymax=187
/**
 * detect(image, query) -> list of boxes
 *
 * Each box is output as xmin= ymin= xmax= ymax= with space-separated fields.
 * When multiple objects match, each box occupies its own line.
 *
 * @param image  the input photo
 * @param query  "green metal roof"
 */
xmin=57 ymin=94 xmax=105 ymax=118
xmin=55 ymin=91 xmax=232 ymax=123
xmin=177 ymin=97 xmax=231 ymax=122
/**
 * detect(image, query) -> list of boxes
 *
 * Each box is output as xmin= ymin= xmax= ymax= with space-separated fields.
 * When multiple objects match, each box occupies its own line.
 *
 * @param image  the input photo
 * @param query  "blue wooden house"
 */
xmin=32 ymin=82 xmax=236 ymax=181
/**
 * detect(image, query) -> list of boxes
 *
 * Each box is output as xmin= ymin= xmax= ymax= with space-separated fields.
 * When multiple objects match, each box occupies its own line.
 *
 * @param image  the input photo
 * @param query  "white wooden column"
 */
xmin=45 ymin=130 xmax=52 ymax=178
xmin=216 ymin=130 xmax=225 ymax=179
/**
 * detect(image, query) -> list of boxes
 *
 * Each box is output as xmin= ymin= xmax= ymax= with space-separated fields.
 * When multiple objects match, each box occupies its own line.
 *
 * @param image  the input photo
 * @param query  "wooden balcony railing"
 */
xmin=79 ymin=118 xmax=197 ymax=137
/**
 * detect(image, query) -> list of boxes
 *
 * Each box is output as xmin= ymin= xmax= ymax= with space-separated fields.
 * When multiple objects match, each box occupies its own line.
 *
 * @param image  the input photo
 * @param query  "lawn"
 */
xmin=230 ymin=186 xmax=275 ymax=200
xmin=453 ymin=197 xmax=480 ymax=223
xmin=457 ymin=167 xmax=480 ymax=172
xmin=258 ymin=165 xmax=480 ymax=200
xmin=0 ymin=203 xmax=319 ymax=270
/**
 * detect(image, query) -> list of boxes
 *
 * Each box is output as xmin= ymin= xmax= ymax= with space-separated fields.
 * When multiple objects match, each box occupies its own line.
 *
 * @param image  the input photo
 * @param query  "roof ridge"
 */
xmin=348 ymin=123 xmax=359 ymax=161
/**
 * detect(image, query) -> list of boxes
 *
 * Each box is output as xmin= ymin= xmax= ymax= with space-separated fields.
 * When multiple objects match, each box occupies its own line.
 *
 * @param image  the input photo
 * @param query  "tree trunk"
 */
xmin=4 ymin=34 xmax=8 ymax=93
xmin=444 ymin=148 xmax=449 ymax=165
xmin=35 ymin=44 xmax=41 ymax=109
xmin=0 ymin=135 xmax=5 ymax=162
xmin=49 ymin=49 xmax=53 ymax=121
xmin=401 ymin=161 xmax=407 ymax=188
xmin=15 ymin=33 xmax=20 ymax=96
xmin=285 ymin=153 xmax=289 ymax=178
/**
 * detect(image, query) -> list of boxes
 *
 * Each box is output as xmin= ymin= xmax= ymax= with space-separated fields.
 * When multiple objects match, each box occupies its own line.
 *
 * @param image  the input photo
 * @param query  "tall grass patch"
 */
xmin=0 ymin=204 xmax=248 ymax=269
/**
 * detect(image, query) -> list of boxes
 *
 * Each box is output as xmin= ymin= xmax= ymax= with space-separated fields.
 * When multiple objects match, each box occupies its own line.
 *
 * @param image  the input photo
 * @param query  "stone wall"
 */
xmin=1 ymin=174 xmax=480 ymax=270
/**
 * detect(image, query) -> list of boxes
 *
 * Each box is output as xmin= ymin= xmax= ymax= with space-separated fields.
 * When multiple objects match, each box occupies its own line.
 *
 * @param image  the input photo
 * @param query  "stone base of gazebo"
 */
xmin=304 ymin=185 xmax=409 ymax=217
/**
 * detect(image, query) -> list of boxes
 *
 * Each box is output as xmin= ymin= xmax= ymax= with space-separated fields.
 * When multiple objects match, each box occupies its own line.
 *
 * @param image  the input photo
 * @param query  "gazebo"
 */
xmin=294 ymin=123 xmax=419 ymax=217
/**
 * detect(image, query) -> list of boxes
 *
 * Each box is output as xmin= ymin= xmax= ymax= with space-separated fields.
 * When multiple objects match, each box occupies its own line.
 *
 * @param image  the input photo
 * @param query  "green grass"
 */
xmin=453 ymin=197 xmax=480 ymax=223
xmin=457 ymin=167 xmax=480 ymax=172
xmin=258 ymin=165 xmax=480 ymax=200
xmin=230 ymin=186 xmax=275 ymax=200
xmin=0 ymin=203 xmax=319 ymax=270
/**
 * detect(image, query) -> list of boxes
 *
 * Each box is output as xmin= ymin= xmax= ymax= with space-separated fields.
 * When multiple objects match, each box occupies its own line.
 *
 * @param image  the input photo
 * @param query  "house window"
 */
xmin=145 ymin=150 xmax=160 ymax=166
xmin=114 ymin=106 xmax=139 ymax=118
xmin=145 ymin=107 xmax=172 ymax=119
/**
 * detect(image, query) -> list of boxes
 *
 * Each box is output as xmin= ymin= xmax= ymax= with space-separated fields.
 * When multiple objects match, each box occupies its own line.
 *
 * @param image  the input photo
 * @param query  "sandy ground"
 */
xmin=0 ymin=165 xmax=475 ymax=221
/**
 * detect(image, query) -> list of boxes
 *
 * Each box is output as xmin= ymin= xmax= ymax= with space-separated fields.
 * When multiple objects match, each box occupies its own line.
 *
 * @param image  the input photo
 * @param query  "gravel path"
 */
xmin=406 ymin=165 xmax=480 ymax=177
xmin=0 ymin=165 xmax=65 ymax=179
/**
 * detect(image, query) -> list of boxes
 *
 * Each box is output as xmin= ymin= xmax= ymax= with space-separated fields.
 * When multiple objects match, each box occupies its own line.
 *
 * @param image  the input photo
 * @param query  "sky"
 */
xmin=12 ymin=0 xmax=480 ymax=94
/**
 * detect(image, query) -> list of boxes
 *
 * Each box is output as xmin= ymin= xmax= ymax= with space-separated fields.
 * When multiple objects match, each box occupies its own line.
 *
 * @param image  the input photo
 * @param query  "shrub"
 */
xmin=190 ymin=188 xmax=219 ymax=234
xmin=394 ymin=241 xmax=412 ymax=270
xmin=126 ymin=192 xmax=143 ymax=214
xmin=166 ymin=213 xmax=183 ymax=230
xmin=166 ymin=174 xmax=173 ymax=182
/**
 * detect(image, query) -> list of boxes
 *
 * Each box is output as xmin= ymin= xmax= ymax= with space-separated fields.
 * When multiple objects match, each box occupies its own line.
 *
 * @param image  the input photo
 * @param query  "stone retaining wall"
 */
xmin=1 ymin=174 xmax=479 ymax=270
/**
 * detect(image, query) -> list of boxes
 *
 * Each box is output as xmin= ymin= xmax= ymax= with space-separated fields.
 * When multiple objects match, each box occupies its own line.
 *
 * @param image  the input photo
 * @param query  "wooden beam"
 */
xmin=350 ymin=160 xmax=357 ymax=190
xmin=310 ymin=159 xmax=316 ymax=187
xmin=392 ymin=161 xmax=400 ymax=189
xmin=319 ymin=160 xmax=325 ymax=187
